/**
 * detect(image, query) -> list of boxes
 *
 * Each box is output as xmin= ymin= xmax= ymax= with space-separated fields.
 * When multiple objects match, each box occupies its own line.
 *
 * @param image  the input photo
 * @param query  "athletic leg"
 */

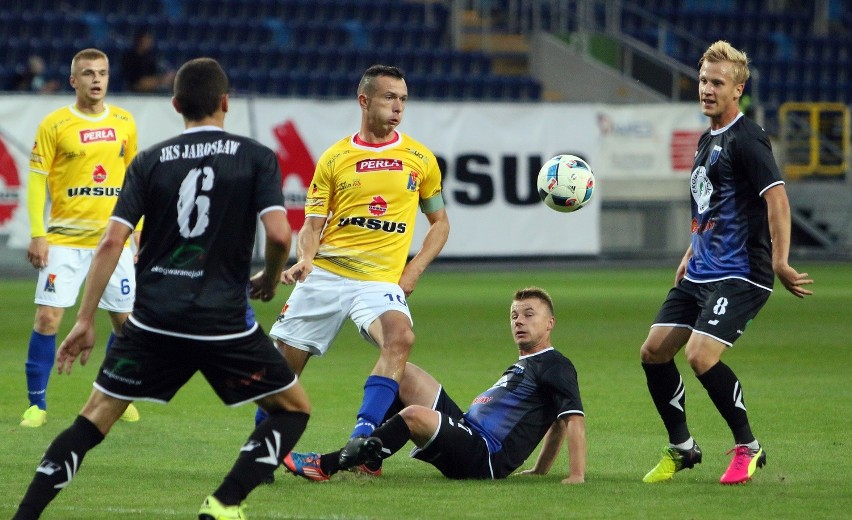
xmin=14 ymin=389 xmax=126 ymax=519
xmin=349 ymin=311 xmax=412 ymax=439
xmin=22 ymin=305 xmax=63 ymax=425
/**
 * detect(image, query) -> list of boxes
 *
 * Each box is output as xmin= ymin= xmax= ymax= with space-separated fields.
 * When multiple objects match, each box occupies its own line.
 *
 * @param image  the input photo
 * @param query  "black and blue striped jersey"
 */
xmin=463 ymin=347 xmax=583 ymax=475
xmin=686 ymin=113 xmax=783 ymax=290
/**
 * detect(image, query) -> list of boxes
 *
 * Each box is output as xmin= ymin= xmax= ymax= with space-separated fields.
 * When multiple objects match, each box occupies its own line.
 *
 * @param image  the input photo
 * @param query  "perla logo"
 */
xmin=79 ymin=128 xmax=116 ymax=143
xmin=356 ymin=159 xmax=403 ymax=172
xmin=690 ymin=166 xmax=712 ymax=214
xmin=337 ymin=216 xmax=406 ymax=234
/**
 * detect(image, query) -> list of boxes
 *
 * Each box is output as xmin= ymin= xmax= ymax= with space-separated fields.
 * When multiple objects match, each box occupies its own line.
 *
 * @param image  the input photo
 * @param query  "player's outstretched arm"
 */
xmin=399 ymin=207 xmax=449 ymax=296
xmin=57 ymin=319 xmax=96 ymax=375
xmin=27 ymin=237 xmax=49 ymax=269
xmin=281 ymin=216 xmax=324 ymax=284
xmin=27 ymin=171 xmax=50 ymax=268
xmin=764 ymin=185 xmax=813 ymax=298
xmin=57 ymin=220 xmax=132 ymax=374
xmin=252 ymin=209 xmax=291 ymax=301
xmin=675 ymin=245 xmax=693 ymax=286
xmin=562 ymin=414 xmax=586 ymax=484
xmin=517 ymin=417 xmax=569 ymax=477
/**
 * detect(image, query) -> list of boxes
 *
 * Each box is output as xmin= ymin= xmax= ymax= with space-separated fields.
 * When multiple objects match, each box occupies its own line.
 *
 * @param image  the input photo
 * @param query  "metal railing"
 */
xmin=449 ymin=0 xmax=761 ymax=105
xmin=779 ymin=102 xmax=850 ymax=179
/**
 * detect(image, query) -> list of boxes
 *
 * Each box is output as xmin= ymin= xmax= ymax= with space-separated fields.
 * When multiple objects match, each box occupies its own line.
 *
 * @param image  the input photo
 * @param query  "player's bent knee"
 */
xmin=398 ymin=405 xmax=432 ymax=432
xmin=261 ymin=385 xmax=311 ymax=415
xmin=683 ymin=348 xmax=718 ymax=376
xmin=34 ymin=307 xmax=63 ymax=334
xmin=639 ymin=342 xmax=663 ymax=363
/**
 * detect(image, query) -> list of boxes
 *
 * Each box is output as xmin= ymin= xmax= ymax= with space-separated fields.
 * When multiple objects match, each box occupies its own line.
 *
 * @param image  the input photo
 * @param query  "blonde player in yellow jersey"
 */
xmin=21 ymin=49 xmax=140 ymax=428
xmin=268 ymin=64 xmax=450 ymax=479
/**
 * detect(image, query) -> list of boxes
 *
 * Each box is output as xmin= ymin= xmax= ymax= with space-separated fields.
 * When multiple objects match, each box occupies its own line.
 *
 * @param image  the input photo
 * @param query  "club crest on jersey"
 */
xmin=710 ymin=144 xmax=722 ymax=165
xmin=44 ymin=274 xmax=57 ymax=292
xmin=92 ymin=164 xmax=107 ymax=183
xmin=356 ymin=159 xmax=403 ymax=172
xmin=368 ymin=196 xmax=388 ymax=216
xmin=79 ymin=128 xmax=116 ymax=143
xmin=690 ymin=166 xmax=713 ymax=214
xmin=406 ymin=170 xmax=419 ymax=192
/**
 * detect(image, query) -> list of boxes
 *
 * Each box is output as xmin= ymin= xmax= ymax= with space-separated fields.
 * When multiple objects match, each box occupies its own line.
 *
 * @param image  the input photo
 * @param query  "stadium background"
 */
xmin=0 ymin=0 xmax=850 ymax=274
xmin=1 ymin=3 xmax=850 ymax=518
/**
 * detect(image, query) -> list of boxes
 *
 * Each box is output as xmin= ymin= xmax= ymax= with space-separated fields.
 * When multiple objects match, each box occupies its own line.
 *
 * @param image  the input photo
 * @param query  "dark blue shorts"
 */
xmin=410 ymin=389 xmax=496 ymax=479
xmin=653 ymin=278 xmax=771 ymax=346
xmin=95 ymin=320 xmax=297 ymax=406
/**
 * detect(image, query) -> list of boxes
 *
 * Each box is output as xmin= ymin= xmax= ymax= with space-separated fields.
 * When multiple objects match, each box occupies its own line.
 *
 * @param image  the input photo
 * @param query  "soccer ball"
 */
xmin=536 ymin=155 xmax=595 ymax=213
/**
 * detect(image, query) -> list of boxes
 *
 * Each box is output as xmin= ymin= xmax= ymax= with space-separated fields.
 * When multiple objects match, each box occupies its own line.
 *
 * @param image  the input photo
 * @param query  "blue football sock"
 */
xmin=254 ymin=407 xmax=268 ymax=427
xmin=245 ymin=303 xmax=256 ymax=328
xmin=25 ymin=331 xmax=55 ymax=410
xmin=351 ymin=375 xmax=399 ymax=439
xmin=244 ymin=285 xmax=256 ymax=328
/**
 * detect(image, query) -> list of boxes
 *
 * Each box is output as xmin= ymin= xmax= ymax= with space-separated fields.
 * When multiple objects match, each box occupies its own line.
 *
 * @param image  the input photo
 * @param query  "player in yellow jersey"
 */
xmin=21 ymin=49 xmax=140 ymax=427
xmin=267 ymin=65 xmax=450 ymax=478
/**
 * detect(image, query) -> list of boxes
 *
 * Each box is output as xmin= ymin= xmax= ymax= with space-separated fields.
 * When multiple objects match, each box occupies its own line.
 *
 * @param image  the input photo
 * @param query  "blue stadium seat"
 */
xmin=1 ymin=0 xmax=541 ymax=100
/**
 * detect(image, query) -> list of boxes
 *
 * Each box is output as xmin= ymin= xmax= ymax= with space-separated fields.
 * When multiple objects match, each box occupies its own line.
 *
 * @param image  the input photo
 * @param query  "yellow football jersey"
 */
xmin=29 ymin=103 xmax=137 ymax=248
xmin=306 ymin=131 xmax=443 ymax=283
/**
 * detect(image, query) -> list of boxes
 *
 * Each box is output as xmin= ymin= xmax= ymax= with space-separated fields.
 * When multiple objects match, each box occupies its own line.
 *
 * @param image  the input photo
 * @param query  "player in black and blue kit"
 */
xmin=640 ymin=41 xmax=813 ymax=486
xmin=283 ymin=287 xmax=586 ymax=484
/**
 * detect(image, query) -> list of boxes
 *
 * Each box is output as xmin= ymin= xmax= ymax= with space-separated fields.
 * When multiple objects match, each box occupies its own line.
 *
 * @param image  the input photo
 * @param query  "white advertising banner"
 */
xmin=249 ymin=99 xmax=602 ymax=256
xmin=0 ymin=95 xmax=705 ymax=258
xmin=595 ymin=104 xmax=707 ymax=178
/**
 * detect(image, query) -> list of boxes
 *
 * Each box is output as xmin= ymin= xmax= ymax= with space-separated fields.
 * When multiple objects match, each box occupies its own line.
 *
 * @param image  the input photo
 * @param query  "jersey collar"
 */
xmin=352 ymin=130 xmax=401 ymax=149
xmin=183 ymin=126 xmax=224 ymax=134
xmin=710 ymin=112 xmax=744 ymax=135
xmin=69 ymin=103 xmax=110 ymax=121
xmin=519 ymin=346 xmax=554 ymax=360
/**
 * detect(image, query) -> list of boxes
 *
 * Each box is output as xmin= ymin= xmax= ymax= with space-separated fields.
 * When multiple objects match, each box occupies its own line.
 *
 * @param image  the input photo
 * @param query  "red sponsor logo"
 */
xmin=273 ymin=120 xmax=315 ymax=233
xmin=471 ymin=396 xmax=492 ymax=405
xmin=92 ymin=164 xmax=107 ymax=183
xmin=356 ymin=159 xmax=403 ymax=172
xmin=671 ymin=130 xmax=703 ymax=171
xmin=368 ymin=195 xmax=387 ymax=216
xmin=80 ymin=128 xmax=117 ymax=143
xmin=691 ymin=217 xmax=716 ymax=234
xmin=0 ymin=136 xmax=22 ymax=226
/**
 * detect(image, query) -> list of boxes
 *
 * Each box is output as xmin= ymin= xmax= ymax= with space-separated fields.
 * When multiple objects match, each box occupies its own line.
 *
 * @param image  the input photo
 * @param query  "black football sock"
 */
xmin=371 ymin=413 xmax=412 ymax=459
xmin=697 ymin=361 xmax=755 ymax=445
xmin=643 ymin=360 xmax=692 ymax=445
xmin=319 ymin=414 xmax=411 ymax=476
xmin=14 ymin=415 xmax=105 ymax=520
xmin=320 ymin=449 xmax=343 ymax=476
xmin=213 ymin=410 xmax=308 ymax=506
xmin=381 ymin=395 xmax=405 ymax=424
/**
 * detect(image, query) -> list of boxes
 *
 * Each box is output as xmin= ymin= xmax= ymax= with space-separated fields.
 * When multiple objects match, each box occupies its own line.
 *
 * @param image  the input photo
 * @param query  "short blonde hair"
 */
xmin=699 ymin=40 xmax=750 ymax=85
xmin=513 ymin=286 xmax=555 ymax=316
xmin=71 ymin=48 xmax=108 ymax=74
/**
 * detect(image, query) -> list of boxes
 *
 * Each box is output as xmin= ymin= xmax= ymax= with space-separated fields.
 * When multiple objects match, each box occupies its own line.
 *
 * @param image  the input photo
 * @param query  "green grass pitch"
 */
xmin=1 ymin=263 xmax=850 ymax=519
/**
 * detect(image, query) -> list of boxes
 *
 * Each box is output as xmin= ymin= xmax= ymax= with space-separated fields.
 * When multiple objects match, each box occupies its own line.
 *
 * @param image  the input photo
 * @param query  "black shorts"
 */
xmin=410 ymin=389 xmax=495 ymax=479
xmin=94 ymin=320 xmax=297 ymax=406
xmin=653 ymin=278 xmax=771 ymax=346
